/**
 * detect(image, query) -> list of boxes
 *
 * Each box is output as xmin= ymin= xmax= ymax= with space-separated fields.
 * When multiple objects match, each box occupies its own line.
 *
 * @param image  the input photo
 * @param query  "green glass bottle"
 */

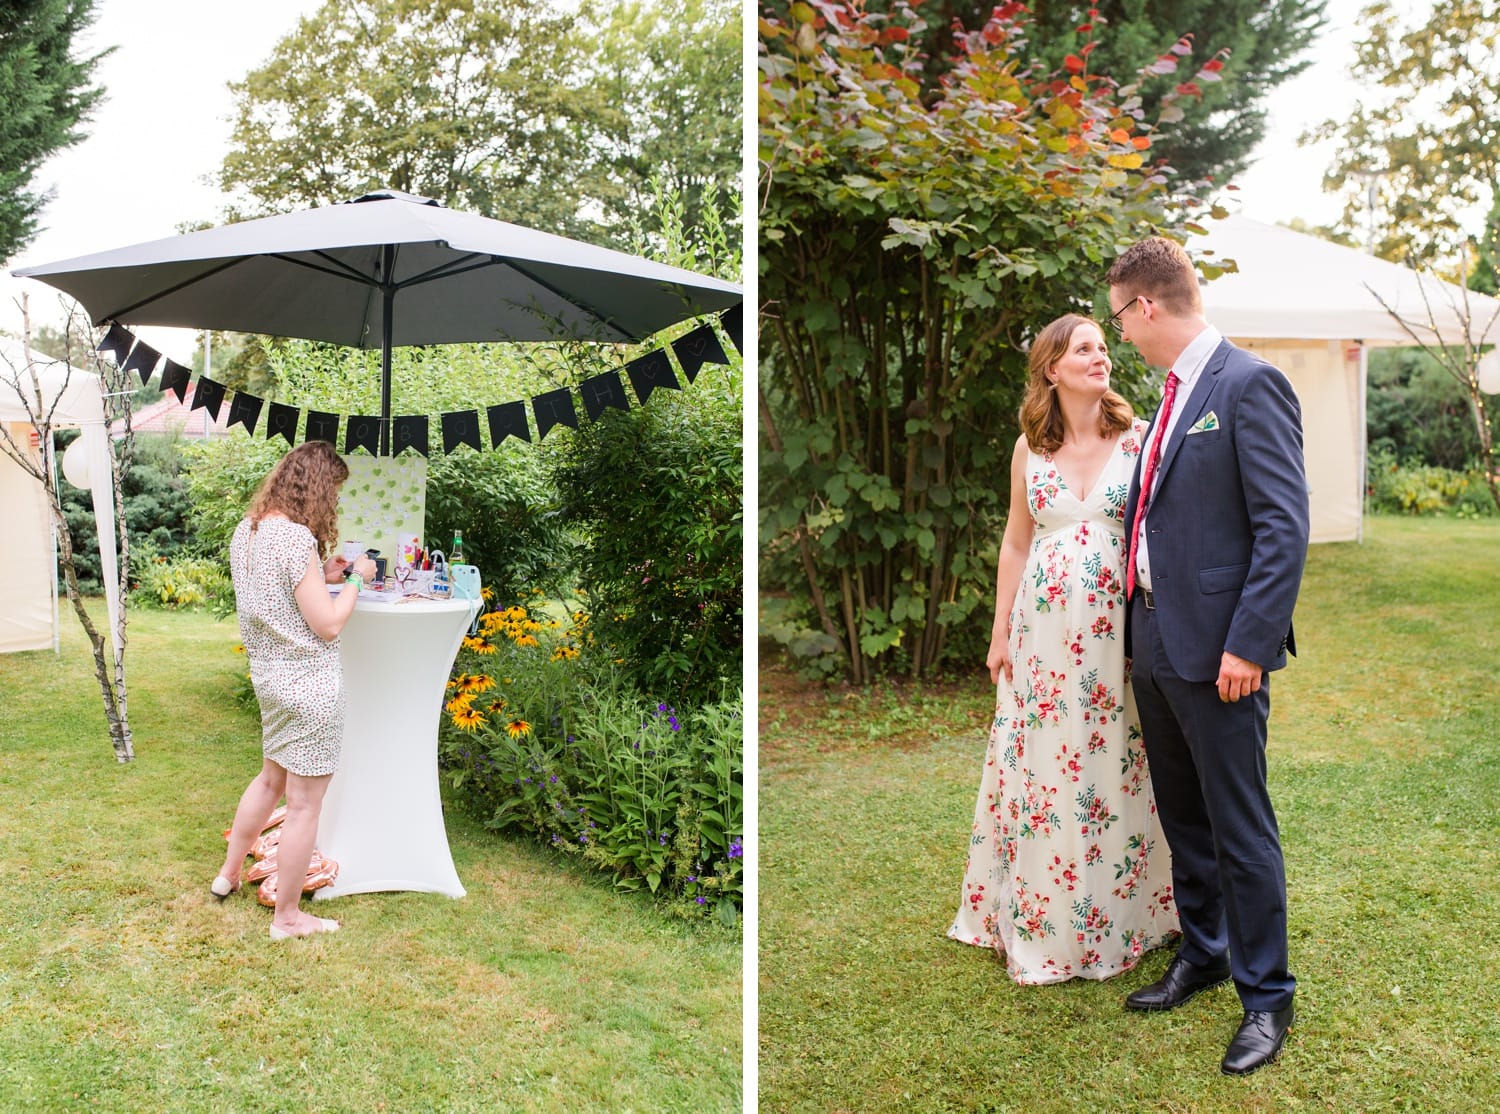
xmin=451 ymin=530 xmax=465 ymax=564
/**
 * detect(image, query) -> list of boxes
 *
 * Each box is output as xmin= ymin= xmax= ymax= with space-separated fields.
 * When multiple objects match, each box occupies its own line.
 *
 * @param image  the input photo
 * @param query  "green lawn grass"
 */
xmin=759 ymin=516 xmax=1500 ymax=1112
xmin=0 ymin=607 xmax=740 ymax=1112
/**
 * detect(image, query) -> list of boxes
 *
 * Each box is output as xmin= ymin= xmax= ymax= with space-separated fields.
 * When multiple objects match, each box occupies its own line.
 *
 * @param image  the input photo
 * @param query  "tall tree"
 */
xmin=1311 ymin=0 xmax=1500 ymax=267
xmin=0 ymin=0 xmax=109 ymax=263
xmin=219 ymin=0 xmax=738 ymax=250
xmin=1025 ymin=1 xmax=1328 ymax=191
xmin=790 ymin=0 xmax=1328 ymax=191
xmin=589 ymin=0 xmax=741 ymax=239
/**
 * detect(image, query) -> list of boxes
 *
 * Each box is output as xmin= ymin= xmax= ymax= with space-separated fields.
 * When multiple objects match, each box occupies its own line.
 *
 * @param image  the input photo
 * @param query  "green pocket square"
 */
xmin=1187 ymin=412 xmax=1219 ymax=434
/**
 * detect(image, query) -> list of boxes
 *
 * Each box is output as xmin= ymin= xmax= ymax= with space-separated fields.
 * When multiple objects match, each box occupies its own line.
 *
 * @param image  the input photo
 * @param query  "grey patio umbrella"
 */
xmin=14 ymin=190 xmax=743 ymax=454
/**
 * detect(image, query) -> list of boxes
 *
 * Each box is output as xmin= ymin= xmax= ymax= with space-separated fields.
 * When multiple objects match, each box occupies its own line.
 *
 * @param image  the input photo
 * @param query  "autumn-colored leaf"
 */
xmin=1203 ymin=58 xmax=1225 ymax=73
xmin=1106 ymin=153 xmax=1143 ymax=169
xmin=1080 ymin=41 xmax=1097 ymax=58
xmin=1175 ymin=82 xmax=1202 ymax=97
xmin=1131 ymin=135 xmax=1152 ymax=150
xmin=1076 ymin=22 xmax=1093 ymax=33
xmin=790 ymin=2 xmax=816 ymax=23
xmin=1064 ymin=54 xmax=1084 ymax=74
xmin=883 ymin=26 xmax=909 ymax=43
xmin=1170 ymin=34 xmax=1194 ymax=56
xmin=1109 ymin=128 xmax=1130 ymax=144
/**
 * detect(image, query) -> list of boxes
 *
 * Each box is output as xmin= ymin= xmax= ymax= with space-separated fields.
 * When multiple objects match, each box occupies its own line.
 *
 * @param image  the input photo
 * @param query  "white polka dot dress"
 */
xmin=230 ymin=518 xmax=343 ymax=777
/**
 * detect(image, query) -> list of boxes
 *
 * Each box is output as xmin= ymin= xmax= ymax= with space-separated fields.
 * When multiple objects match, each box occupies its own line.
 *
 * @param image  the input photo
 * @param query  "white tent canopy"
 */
xmin=0 ymin=339 xmax=121 ymax=658
xmin=1194 ymin=216 xmax=1500 ymax=543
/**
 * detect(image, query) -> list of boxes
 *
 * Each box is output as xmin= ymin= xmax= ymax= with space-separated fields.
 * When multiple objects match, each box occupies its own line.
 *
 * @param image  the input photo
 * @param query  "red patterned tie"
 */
xmin=1126 ymin=371 xmax=1179 ymax=599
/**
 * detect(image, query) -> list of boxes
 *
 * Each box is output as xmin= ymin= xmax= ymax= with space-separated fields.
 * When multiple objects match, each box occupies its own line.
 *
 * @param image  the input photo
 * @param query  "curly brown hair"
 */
xmin=248 ymin=441 xmax=350 ymax=557
xmin=1018 ymin=314 xmax=1134 ymax=454
xmin=1103 ymin=236 xmax=1202 ymax=316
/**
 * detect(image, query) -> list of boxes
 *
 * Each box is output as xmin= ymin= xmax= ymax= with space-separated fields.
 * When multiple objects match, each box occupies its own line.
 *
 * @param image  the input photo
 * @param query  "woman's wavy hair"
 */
xmin=1018 ymin=314 xmax=1134 ymax=454
xmin=248 ymin=441 xmax=350 ymax=556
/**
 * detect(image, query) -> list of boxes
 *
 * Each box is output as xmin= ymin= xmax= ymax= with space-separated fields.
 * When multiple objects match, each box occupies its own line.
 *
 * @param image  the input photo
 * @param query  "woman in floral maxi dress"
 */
xmin=948 ymin=314 xmax=1179 ymax=984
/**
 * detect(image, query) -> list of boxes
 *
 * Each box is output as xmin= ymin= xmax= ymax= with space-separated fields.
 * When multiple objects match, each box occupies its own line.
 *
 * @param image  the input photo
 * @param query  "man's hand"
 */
xmin=1217 ymin=651 xmax=1263 ymax=703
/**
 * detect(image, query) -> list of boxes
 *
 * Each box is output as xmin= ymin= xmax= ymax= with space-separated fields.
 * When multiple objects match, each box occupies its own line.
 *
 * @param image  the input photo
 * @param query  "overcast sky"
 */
xmin=2 ymin=0 xmax=1409 ymax=361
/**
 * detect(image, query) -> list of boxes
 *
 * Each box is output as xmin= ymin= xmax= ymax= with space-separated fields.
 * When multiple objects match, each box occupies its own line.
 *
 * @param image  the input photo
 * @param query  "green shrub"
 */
xmin=57 ymin=430 xmax=196 ymax=593
xmin=550 ymin=358 xmax=742 ymax=705
xmin=179 ymin=436 xmax=286 ymax=558
xmin=129 ymin=546 xmax=234 ymax=610
xmin=424 ymin=444 xmax=574 ymax=603
xmin=1366 ymin=449 xmax=1497 ymax=516
xmin=437 ymin=598 xmax=743 ymax=923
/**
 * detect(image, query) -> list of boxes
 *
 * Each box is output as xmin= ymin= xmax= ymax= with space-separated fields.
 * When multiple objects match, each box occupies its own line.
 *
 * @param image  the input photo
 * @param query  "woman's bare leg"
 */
xmin=270 ymin=769 xmax=335 ymax=935
xmin=218 ymin=758 xmax=287 ymax=887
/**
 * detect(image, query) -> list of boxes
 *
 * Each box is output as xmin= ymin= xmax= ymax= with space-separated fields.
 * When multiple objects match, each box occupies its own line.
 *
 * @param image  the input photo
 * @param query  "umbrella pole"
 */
xmin=379 ymin=245 xmax=395 ymax=457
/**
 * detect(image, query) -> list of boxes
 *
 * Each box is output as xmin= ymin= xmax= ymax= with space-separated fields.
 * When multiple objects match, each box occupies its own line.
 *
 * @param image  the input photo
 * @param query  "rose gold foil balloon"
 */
xmin=255 ymin=851 xmax=339 ymax=907
xmin=251 ymin=828 xmax=282 ymax=861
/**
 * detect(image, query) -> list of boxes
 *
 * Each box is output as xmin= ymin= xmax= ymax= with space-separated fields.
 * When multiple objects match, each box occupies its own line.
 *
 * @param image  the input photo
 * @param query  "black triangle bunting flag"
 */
xmin=626 ymin=349 xmax=680 ymax=404
xmin=266 ymin=402 xmax=300 ymax=446
xmin=672 ymin=324 xmax=729 ymax=383
xmin=305 ymin=410 xmax=339 ymax=445
xmin=344 ymin=414 xmax=380 ymax=455
xmin=158 ymin=358 xmax=191 ymax=403
xmin=97 ymin=323 xmax=134 ymax=365
xmin=719 ymin=303 xmax=742 ymax=353
xmin=441 ymin=410 xmax=482 ymax=454
xmin=191 ymin=376 xmax=226 ymax=422
xmin=226 ymin=391 xmax=264 ymax=434
xmin=580 ymin=370 xmax=630 ymax=421
xmin=487 ymin=400 xmax=530 ymax=446
xmin=392 ymin=414 xmax=429 ymax=457
xmin=121 ymin=341 xmax=162 ymax=386
xmin=532 ymin=387 xmax=577 ymax=441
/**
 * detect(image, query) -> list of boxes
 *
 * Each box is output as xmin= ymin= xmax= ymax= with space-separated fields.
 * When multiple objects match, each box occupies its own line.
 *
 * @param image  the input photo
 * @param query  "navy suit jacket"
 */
xmin=1125 ymin=339 xmax=1310 ymax=683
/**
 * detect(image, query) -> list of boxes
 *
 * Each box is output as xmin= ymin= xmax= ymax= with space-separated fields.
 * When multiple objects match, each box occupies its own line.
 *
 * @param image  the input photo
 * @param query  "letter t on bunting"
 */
xmin=531 ymin=387 xmax=578 ymax=441
xmin=305 ymin=410 xmax=339 ymax=445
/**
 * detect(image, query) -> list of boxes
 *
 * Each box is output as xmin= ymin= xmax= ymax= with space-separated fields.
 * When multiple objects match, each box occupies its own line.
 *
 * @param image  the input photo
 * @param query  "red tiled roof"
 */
xmin=112 ymin=380 xmax=232 ymax=438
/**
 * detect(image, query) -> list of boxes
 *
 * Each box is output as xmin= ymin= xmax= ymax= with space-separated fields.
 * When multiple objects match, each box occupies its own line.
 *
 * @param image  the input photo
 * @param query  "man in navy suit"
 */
xmin=1105 ymin=237 xmax=1309 ymax=1076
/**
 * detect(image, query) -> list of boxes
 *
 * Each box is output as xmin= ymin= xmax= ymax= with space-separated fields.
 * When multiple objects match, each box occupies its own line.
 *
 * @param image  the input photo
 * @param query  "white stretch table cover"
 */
xmin=314 ymin=591 xmax=478 ymax=900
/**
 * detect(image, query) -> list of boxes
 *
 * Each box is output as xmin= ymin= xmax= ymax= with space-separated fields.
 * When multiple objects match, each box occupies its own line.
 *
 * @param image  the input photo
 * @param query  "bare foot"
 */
xmin=269 ymin=912 xmax=340 ymax=940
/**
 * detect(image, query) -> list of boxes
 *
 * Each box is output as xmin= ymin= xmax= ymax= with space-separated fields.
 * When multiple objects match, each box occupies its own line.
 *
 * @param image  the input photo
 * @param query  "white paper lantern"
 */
xmin=61 ymin=437 xmax=91 ymax=489
xmin=1478 ymin=349 xmax=1500 ymax=395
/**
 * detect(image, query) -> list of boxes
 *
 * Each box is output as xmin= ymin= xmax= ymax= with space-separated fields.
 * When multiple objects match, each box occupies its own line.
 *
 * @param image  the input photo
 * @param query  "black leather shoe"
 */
xmin=1220 ymin=1002 xmax=1294 ymax=1075
xmin=1124 ymin=954 xmax=1232 ymax=1011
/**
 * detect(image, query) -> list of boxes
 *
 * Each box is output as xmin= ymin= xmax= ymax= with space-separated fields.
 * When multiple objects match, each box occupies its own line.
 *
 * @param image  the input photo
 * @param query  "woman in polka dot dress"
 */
xmin=212 ymin=441 xmax=376 ymax=940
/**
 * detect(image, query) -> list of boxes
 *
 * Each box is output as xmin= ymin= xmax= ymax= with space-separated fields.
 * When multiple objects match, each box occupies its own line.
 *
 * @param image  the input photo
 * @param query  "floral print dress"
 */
xmin=948 ymin=422 xmax=1179 ymax=984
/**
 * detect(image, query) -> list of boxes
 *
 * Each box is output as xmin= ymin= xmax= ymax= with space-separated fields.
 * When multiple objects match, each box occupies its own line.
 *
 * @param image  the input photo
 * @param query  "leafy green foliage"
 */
xmin=0 ymin=0 xmax=108 ymax=262
xmin=1367 ymin=347 xmax=1500 ymax=471
xmin=178 ymin=435 xmax=285 ymax=560
xmin=128 ymin=546 xmax=234 ymax=610
xmin=551 ymin=359 xmax=743 ymax=705
xmin=425 ymin=445 xmax=573 ymax=604
xmin=1025 ymin=0 xmax=1327 ymax=191
xmin=219 ymin=0 xmax=739 ymax=249
xmin=438 ymin=602 xmax=743 ymax=920
xmin=1311 ymin=0 xmax=1500 ymax=265
xmin=758 ymin=1 xmax=1221 ymax=681
xmin=1365 ymin=448 xmax=1497 ymax=518
xmin=57 ymin=431 xmax=193 ymax=593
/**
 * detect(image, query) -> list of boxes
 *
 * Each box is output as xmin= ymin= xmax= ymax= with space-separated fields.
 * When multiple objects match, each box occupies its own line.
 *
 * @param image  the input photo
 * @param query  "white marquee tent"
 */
xmin=0 ymin=339 xmax=122 ymax=657
xmin=1194 ymin=216 xmax=1500 ymax=543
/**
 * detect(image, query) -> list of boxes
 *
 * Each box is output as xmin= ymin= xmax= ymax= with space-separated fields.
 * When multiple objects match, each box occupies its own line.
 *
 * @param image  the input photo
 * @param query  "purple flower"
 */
xmin=658 ymin=835 xmax=668 ymax=846
xmin=695 ymin=896 xmax=707 ymax=905
xmin=550 ymin=775 xmax=558 ymax=784
xmin=728 ymin=838 xmax=743 ymax=860
xmin=579 ymin=834 xmax=588 ymax=844
xmin=687 ymin=875 xmax=697 ymax=883
xmin=567 ymin=735 xmax=575 ymax=743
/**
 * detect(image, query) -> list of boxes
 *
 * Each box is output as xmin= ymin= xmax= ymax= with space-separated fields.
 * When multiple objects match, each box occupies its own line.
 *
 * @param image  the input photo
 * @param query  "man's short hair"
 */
xmin=1105 ymin=236 xmax=1202 ymax=316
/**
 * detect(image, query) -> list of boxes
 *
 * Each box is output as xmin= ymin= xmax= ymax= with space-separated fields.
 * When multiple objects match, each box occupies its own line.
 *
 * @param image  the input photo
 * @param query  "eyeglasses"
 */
xmin=1107 ymin=295 xmax=1145 ymax=335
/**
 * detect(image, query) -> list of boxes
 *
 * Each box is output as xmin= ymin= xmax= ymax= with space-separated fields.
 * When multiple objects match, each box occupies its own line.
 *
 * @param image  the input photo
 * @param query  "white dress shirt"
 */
xmin=1136 ymin=325 xmax=1223 ymax=591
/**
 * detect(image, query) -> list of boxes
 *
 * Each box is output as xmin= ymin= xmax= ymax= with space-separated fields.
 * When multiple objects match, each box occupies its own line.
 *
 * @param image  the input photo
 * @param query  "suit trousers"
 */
xmin=1129 ymin=594 xmax=1295 ymax=1011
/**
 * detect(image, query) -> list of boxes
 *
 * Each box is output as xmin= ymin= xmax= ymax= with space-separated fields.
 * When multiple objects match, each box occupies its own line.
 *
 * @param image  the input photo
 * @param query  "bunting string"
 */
xmin=96 ymin=311 xmax=742 ymax=457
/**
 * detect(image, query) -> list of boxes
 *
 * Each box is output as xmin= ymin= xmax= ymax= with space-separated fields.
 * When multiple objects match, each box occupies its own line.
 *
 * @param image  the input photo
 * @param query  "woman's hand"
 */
xmin=348 ymin=556 xmax=377 ymax=582
xmin=986 ymin=627 xmax=1013 ymax=688
xmin=322 ymin=554 xmax=349 ymax=583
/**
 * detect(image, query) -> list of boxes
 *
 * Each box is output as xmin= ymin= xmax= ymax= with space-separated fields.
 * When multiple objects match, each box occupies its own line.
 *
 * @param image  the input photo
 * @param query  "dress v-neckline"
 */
xmin=1044 ymin=434 xmax=1122 ymax=504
